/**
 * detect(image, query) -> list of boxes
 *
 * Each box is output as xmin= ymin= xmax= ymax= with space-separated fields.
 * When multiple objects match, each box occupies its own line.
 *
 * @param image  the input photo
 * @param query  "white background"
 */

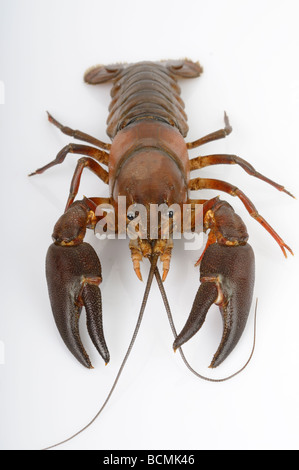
xmin=1 ymin=0 xmax=299 ymax=450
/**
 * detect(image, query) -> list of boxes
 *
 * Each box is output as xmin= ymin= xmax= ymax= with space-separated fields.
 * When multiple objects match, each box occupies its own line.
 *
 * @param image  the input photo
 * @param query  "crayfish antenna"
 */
xmin=154 ymin=267 xmax=258 ymax=383
xmin=42 ymin=255 xmax=158 ymax=450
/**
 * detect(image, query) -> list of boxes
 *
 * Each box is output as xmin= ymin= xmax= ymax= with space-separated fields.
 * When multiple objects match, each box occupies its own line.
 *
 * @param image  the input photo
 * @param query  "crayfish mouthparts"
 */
xmin=129 ymin=238 xmax=173 ymax=282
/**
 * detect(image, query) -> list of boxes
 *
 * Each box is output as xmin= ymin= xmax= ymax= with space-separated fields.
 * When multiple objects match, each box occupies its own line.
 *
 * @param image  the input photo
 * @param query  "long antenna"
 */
xmin=43 ymin=254 xmax=159 ymax=450
xmin=154 ymin=267 xmax=257 ymax=383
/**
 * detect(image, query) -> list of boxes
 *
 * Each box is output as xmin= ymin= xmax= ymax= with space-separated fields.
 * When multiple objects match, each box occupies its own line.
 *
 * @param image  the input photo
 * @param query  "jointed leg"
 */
xmin=189 ymin=177 xmax=293 ymax=257
xmin=46 ymin=198 xmax=110 ymax=368
xmin=29 ymin=143 xmax=109 ymax=176
xmin=47 ymin=112 xmax=111 ymax=150
xmin=66 ymin=157 xmax=109 ymax=211
xmin=190 ymin=153 xmax=294 ymax=198
xmin=186 ymin=112 xmax=232 ymax=149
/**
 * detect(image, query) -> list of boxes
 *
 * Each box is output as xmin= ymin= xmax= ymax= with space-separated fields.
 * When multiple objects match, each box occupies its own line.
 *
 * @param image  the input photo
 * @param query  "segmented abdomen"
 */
xmin=106 ymin=62 xmax=190 ymax=139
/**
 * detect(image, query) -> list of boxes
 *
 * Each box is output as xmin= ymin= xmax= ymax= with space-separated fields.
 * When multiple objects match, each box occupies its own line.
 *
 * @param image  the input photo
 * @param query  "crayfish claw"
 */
xmin=82 ymin=283 xmax=110 ymax=365
xmin=173 ymin=282 xmax=218 ymax=351
xmin=46 ymin=242 xmax=109 ymax=368
xmin=174 ymin=243 xmax=255 ymax=368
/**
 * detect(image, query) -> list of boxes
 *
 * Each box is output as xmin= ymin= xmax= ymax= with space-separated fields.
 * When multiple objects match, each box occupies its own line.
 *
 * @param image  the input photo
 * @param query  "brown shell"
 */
xmin=84 ymin=60 xmax=202 ymax=139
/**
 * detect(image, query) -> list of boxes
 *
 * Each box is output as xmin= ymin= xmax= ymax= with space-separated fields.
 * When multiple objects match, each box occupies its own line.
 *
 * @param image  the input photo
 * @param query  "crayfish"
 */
xmin=30 ymin=59 xmax=293 ymax=447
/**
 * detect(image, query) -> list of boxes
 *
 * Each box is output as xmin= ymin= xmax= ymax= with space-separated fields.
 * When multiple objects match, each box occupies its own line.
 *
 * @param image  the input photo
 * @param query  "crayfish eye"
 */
xmin=127 ymin=212 xmax=136 ymax=221
xmin=167 ymin=210 xmax=174 ymax=218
